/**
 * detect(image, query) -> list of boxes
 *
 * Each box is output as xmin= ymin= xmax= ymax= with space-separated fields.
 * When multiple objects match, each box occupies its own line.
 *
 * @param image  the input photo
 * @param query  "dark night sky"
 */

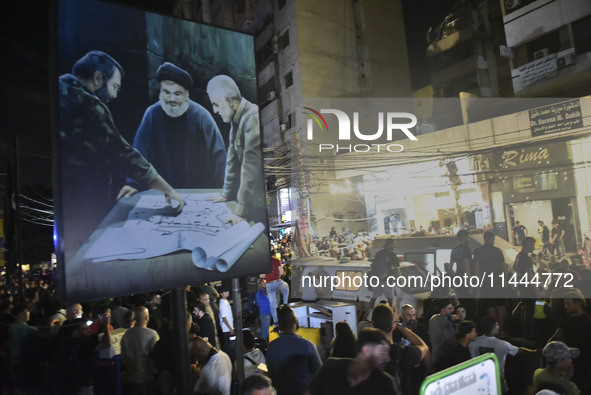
xmin=0 ymin=0 xmax=177 ymax=187
xmin=0 ymin=0 xmax=457 ymax=262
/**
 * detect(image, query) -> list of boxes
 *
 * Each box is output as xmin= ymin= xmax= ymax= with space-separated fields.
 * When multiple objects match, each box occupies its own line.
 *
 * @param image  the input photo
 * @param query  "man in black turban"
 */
xmin=120 ymin=62 xmax=227 ymax=196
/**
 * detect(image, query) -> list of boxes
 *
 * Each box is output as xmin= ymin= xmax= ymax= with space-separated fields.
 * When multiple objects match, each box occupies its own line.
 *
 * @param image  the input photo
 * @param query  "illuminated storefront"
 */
xmin=485 ymin=141 xmax=580 ymax=249
xmin=362 ymin=157 xmax=486 ymax=236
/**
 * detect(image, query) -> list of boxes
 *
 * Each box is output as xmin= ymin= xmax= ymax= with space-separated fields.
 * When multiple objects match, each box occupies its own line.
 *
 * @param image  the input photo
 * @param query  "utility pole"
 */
xmin=446 ymin=161 xmax=463 ymax=229
xmin=14 ymin=138 xmax=25 ymax=298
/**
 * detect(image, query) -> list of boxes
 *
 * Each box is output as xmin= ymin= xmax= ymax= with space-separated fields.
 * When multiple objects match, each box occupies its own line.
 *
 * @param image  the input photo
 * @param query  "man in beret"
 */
xmin=120 ymin=62 xmax=226 ymax=196
xmin=206 ymin=75 xmax=266 ymax=224
xmin=59 ymin=51 xmax=185 ymax=260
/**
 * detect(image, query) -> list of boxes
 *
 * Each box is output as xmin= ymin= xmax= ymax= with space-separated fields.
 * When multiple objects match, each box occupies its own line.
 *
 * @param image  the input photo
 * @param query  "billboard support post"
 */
xmin=232 ymin=277 xmax=245 ymax=387
xmin=171 ymin=287 xmax=193 ymax=395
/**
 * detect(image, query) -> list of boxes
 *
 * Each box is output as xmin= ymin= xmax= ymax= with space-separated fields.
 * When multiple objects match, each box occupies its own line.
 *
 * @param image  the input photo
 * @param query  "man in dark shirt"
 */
xmin=58 ymin=51 xmax=184 ymax=259
xmin=513 ymin=237 xmax=537 ymax=338
xmin=473 ymin=231 xmax=505 ymax=279
xmin=474 ymin=231 xmax=507 ymax=332
xmin=550 ymin=291 xmax=591 ymax=393
xmin=192 ymin=302 xmax=216 ymax=346
xmin=514 ymin=237 xmax=535 ymax=277
xmin=442 ymin=320 xmax=477 ymax=370
xmin=538 ymin=220 xmax=550 ymax=253
xmin=551 ymin=219 xmax=566 ymax=257
xmin=54 ymin=319 xmax=98 ymax=394
xmin=368 ymin=239 xmax=400 ymax=309
xmin=450 ymin=230 xmax=473 ymax=277
xmin=307 ymin=328 xmax=395 ymax=395
xmin=372 ymin=304 xmax=427 ymax=394
xmin=450 ymin=230 xmax=475 ymax=305
xmin=266 ymin=306 xmax=322 ymax=395
xmin=512 ymin=221 xmax=527 ymax=246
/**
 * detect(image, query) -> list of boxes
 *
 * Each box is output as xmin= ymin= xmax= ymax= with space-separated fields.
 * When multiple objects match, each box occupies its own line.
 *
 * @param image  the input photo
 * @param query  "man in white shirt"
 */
xmin=219 ymin=286 xmax=235 ymax=361
xmin=470 ymin=317 xmax=536 ymax=394
xmin=190 ymin=336 xmax=232 ymax=395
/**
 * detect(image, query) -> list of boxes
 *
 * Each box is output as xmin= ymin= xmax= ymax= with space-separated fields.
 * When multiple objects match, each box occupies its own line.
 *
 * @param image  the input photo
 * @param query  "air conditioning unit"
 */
xmin=557 ymin=54 xmax=575 ymax=69
xmin=505 ymin=0 xmax=521 ymax=11
xmin=267 ymin=91 xmax=276 ymax=101
xmin=534 ymin=48 xmax=549 ymax=60
xmin=557 ymin=49 xmax=576 ymax=69
xmin=280 ymin=123 xmax=288 ymax=131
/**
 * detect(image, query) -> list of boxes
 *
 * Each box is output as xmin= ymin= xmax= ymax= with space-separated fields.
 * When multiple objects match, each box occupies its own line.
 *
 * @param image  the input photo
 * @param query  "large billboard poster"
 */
xmin=54 ymin=0 xmax=270 ymax=302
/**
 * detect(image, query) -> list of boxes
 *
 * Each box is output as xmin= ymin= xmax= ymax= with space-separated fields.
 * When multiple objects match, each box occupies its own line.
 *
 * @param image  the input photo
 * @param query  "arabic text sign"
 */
xmin=530 ymin=99 xmax=582 ymax=137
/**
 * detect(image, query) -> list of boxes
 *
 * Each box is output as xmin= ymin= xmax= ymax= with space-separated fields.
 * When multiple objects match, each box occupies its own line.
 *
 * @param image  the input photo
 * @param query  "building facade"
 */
xmin=194 ymin=0 xmax=591 ymax=253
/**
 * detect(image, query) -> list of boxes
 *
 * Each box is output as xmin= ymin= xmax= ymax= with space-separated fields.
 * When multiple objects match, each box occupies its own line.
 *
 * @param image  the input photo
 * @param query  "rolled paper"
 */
xmin=192 ymin=222 xmax=265 ymax=272
xmin=215 ymin=222 xmax=265 ymax=272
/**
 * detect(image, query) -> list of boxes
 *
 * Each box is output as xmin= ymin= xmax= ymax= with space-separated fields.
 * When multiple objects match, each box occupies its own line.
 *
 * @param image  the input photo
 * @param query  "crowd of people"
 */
xmin=361 ymin=228 xmax=591 ymax=395
xmin=290 ymin=225 xmax=591 ymax=395
xmin=285 ymin=225 xmax=591 ymax=395
xmin=3 ymin=222 xmax=591 ymax=394
xmin=0 ymin=248 xmax=293 ymax=395
xmin=307 ymin=227 xmax=373 ymax=261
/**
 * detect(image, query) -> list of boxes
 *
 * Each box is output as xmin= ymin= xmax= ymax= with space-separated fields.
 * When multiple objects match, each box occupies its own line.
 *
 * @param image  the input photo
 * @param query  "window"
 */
xmin=573 ymin=15 xmax=591 ymax=55
xmin=279 ymin=29 xmax=290 ymax=49
xmin=258 ymin=77 xmax=276 ymax=103
xmin=284 ymin=71 xmax=293 ymax=88
xmin=525 ymin=30 xmax=560 ymax=62
xmin=256 ymin=37 xmax=274 ymax=67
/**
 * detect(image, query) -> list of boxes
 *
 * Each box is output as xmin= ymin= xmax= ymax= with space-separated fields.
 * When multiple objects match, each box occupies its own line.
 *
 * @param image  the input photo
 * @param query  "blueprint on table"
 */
xmin=83 ymin=193 xmax=264 ymax=272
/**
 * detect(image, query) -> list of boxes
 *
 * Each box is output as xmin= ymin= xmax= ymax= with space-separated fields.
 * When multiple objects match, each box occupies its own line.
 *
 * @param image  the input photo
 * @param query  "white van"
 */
xmin=290 ymin=233 xmax=519 ymax=314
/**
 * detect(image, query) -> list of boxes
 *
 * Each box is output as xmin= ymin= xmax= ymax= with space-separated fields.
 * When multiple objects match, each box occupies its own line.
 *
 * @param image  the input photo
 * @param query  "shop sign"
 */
xmin=501 ymin=147 xmax=549 ymax=168
xmin=529 ymin=99 xmax=582 ymax=137
xmin=496 ymin=141 xmax=567 ymax=171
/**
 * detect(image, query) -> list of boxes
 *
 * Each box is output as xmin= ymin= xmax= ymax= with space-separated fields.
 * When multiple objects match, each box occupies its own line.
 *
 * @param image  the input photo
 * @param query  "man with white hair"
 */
xmin=206 ymin=75 xmax=266 ymax=224
xmin=124 ymin=62 xmax=226 ymax=192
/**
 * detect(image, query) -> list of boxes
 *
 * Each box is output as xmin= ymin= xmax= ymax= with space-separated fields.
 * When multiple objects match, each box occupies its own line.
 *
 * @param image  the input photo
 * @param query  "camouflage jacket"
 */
xmin=59 ymin=73 xmax=158 ymax=189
